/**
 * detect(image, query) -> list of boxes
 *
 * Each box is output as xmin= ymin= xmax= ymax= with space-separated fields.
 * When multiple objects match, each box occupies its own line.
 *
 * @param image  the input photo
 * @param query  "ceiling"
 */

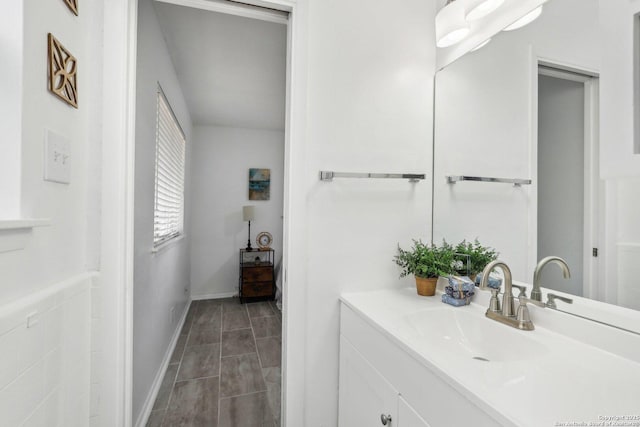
xmin=154 ymin=1 xmax=287 ymax=130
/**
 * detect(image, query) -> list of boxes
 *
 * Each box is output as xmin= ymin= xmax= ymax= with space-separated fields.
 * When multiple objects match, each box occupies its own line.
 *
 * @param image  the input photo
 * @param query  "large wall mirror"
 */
xmin=433 ymin=0 xmax=640 ymax=327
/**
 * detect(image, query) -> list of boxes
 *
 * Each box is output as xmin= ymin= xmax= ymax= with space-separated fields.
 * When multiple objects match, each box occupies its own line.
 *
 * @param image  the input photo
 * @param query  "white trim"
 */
xmin=191 ymin=291 xmax=238 ymax=300
xmin=154 ymin=0 xmax=289 ymax=25
xmin=150 ymin=234 xmax=185 ymax=253
xmin=101 ymin=0 xmax=138 ymax=425
xmin=0 ymin=219 xmax=51 ymax=253
xmin=538 ymin=59 xmax=599 ymax=80
xmin=533 ymin=57 xmax=601 ymax=298
xmin=0 ymin=219 xmax=51 ymax=230
xmin=583 ymin=77 xmax=600 ymax=299
xmin=134 ymin=300 xmax=191 ymax=427
xmin=104 ymin=1 xmax=307 ymax=426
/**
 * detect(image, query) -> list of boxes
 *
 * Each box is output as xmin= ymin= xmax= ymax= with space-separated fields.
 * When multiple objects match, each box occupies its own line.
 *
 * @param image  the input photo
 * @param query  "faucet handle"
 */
xmin=516 ymin=296 xmax=545 ymax=322
xmin=546 ymin=293 xmax=573 ymax=309
xmin=512 ymin=284 xmax=527 ymax=298
xmin=488 ymin=288 xmax=501 ymax=313
xmin=518 ymin=296 xmax=546 ymax=308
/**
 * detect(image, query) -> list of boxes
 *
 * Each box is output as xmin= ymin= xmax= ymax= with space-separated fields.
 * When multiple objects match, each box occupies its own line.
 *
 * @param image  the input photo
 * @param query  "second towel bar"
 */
xmin=446 ymin=175 xmax=532 ymax=187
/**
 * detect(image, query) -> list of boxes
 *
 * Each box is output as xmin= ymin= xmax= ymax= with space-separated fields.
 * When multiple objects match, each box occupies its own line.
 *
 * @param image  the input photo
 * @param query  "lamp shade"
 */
xmin=436 ymin=0 xmax=471 ymax=48
xmin=242 ymin=205 xmax=255 ymax=222
xmin=463 ymin=0 xmax=504 ymax=21
xmin=503 ymin=5 xmax=543 ymax=31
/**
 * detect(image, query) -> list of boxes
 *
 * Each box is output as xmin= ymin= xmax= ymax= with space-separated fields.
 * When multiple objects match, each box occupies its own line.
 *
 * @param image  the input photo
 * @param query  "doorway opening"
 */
xmin=132 ymin=0 xmax=289 ymax=425
xmin=536 ymin=63 xmax=599 ymax=298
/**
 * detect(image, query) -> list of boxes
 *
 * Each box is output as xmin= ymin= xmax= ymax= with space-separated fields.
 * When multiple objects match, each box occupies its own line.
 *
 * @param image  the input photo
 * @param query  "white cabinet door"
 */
xmin=398 ymin=396 xmax=432 ymax=427
xmin=339 ymin=335 xmax=398 ymax=427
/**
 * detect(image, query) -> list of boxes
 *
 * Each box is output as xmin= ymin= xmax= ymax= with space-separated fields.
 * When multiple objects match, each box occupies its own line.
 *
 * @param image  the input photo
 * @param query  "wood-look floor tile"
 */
xmin=152 ymin=363 xmax=179 ymax=411
xmin=198 ymin=299 xmax=223 ymax=311
xmin=223 ymin=310 xmax=251 ymax=331
xmin=146 ymin=410 xmax=165 ymax=427
xmin=177 ymin=343 xmax=221 ymax=381
xmin=183 ymin=302 xmax=198 ymax=330
xmin=188 ymin=321 xmax=222 ymax=346
xmin=221 ymin=329 xmax=256 ymax=357
xmin=221 ymin=298 xmax=245 ymax=313
xmin=247 ymin=302 xmax=275 ymax=318
xmin=220 ymin=353 xmax=266 ymax=397
xmin=218 ymin=392 xmax=273 ymax=427
xmin=262 ymin=367 xmax=281 ymax=421
xmin=170 ymin=334 xmax=188 ymax=364
xmin=256 ymin=337 xmax=281 ymax=368
xmin=164 ymin=377 xmax=219 ymax=427
xmin=250 ymin=316 xmax=281 ymax=339
xmin=193 ymin=305 xmax=222 ymax=326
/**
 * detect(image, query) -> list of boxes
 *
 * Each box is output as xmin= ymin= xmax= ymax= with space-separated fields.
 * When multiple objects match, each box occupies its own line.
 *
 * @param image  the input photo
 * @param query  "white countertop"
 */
xmin=341 ymin=287 xmax=640 ymax=427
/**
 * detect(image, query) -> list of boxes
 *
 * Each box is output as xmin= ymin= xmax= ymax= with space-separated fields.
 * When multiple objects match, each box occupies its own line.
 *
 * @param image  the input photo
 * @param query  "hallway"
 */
xmin=147 ymin=298 xmax=282 ymax=426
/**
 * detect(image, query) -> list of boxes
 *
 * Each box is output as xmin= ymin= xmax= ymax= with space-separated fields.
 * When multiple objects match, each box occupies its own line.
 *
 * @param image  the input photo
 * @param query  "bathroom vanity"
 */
xmin=339 ymin=287 xmax=640 ymax=427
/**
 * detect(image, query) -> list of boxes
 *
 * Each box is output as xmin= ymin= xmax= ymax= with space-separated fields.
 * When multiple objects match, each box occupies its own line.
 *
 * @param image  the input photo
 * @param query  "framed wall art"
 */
xmin=249 ymin=168 xmax=270 ymax=201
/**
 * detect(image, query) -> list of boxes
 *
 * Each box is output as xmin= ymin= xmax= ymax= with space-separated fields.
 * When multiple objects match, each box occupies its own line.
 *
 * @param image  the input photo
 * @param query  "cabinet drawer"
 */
xmin=242 ymin=281 xmax=273 ymax=297
xmin=242 ymin=266 xmax=273 ymax=283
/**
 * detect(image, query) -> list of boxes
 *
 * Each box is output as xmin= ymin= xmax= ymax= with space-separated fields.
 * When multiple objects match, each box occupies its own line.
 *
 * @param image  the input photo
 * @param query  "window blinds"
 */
xmin=154 ymin=88 xmax=185 ymax=247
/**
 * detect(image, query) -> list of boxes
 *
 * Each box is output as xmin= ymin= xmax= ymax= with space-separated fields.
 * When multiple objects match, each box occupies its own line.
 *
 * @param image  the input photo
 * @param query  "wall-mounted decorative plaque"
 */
xmin=48 ymin=34 xmax=78 ymax=108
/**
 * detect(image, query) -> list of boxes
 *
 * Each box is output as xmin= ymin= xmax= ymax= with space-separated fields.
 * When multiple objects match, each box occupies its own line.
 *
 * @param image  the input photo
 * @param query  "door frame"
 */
xmin=530 ymin=57 xmax=600 ymax=298
xmin=101 ymin=0 xmax=308 ymax=425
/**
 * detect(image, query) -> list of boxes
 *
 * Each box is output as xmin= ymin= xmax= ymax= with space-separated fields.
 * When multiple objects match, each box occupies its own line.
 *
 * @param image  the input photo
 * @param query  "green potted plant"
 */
xmin=454 ymin=239 xmax=499 ymax=281
xmin=394 ymin=240 xmax=454 ymax=296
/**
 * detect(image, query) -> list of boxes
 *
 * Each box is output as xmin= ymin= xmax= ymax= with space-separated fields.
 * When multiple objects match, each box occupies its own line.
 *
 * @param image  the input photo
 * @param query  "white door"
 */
xmin=338 ymin=336 xmax=398 ymax=427
xmin=398 ymin=396 xmax=432 ymax=427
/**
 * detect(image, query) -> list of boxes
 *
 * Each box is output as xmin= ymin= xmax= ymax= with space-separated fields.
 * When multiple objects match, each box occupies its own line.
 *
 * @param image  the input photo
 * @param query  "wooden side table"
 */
xmin=239 ymin=248 xmax=275 ymax=303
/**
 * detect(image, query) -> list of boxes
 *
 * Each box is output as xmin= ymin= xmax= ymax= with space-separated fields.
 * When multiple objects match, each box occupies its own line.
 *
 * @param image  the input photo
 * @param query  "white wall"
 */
xmin=433 ymin=0 xmax=600 ymax=281
xmin=0 ymin=1 xmax=23 ymax=218
xmin=599 ymin=1 xmax=640 ymax=311
xmin=0 ymin=0 xmax=103 ymax=307
xmin=190 ymin=126 xmax=284 ymax=298
xmin=600 ymin=0 xmax=640 ymax=178
xmin=133 ymin=0 xmax=193 ymax=423
xmin=0 ymin=0 xmax=103 ymax=425
xmin=615 ymin=178 xmax=640 ymax=311
xmin=302 ymin=0 xmax=436 ymax=424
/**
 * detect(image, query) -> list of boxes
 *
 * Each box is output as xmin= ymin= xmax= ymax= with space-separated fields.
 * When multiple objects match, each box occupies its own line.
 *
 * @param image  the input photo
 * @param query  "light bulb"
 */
xmin=503 ymin=5 xmax=543 ymax=32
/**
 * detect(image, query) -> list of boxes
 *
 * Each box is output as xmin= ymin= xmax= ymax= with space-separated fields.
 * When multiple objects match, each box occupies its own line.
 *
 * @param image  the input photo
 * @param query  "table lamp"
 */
xmin=243 ymin=206 xmax=255 ymax=251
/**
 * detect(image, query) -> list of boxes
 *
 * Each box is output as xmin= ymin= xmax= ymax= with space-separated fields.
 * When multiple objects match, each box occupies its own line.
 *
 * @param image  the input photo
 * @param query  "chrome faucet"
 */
xmin=531 ymin=256 xmax=571 ymax=302
xmin=480 ymin=260 xmax=545 ymax=331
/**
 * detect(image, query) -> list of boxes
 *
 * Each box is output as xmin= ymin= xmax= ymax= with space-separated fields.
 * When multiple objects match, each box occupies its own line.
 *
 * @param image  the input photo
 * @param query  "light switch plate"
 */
xmin=44 ymin=129 xmax=71 ymax=184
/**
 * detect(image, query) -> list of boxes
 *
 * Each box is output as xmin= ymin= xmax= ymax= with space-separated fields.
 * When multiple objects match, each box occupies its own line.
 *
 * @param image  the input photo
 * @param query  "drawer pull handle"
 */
xmin=380 ymin=414 xmax=392 ymax=425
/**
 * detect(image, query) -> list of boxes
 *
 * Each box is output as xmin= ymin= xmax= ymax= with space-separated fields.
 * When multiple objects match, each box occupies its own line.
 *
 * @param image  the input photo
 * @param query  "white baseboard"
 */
xmin=192 ymin=291 xmax=238 ymax=300
xmin=135 ymin=299 xmax=192 ymax=427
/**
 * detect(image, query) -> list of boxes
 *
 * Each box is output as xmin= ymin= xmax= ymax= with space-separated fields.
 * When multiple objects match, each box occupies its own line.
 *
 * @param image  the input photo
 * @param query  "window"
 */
xmin=154 ymin=86 xmax=186 ymax=248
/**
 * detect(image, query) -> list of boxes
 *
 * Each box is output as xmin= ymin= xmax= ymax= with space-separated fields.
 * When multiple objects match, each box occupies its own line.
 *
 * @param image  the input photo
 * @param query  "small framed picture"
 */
xmin=249 ymin=168 xmax=270 ymax=200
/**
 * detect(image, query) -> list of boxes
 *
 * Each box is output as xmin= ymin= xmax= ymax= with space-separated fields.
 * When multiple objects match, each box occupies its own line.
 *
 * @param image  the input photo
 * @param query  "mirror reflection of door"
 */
xmin=537 ymin=65 xmax=599 ymax=297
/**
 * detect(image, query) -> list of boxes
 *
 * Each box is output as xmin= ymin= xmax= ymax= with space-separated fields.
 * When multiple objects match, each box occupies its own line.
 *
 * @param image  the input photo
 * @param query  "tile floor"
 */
xmin=147 ymin=298 xmax=282 ymax=427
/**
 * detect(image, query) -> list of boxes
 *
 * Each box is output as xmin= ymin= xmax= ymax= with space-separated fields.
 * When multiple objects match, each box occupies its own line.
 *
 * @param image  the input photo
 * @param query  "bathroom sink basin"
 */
xmin=403 ymin=308 xmax=549 ymax=363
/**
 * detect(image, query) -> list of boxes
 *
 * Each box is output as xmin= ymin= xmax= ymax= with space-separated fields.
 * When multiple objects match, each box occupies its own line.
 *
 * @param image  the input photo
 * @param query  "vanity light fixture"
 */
xmin=436 ymin=0 xmax=471 ymax=48
xmin=470 ymin=37 xmax=492 ymax=52
xmin=463 ymin=0 xmax=504 ymax=21
xmin=502 ymin=5 xmax=543 ymax=31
